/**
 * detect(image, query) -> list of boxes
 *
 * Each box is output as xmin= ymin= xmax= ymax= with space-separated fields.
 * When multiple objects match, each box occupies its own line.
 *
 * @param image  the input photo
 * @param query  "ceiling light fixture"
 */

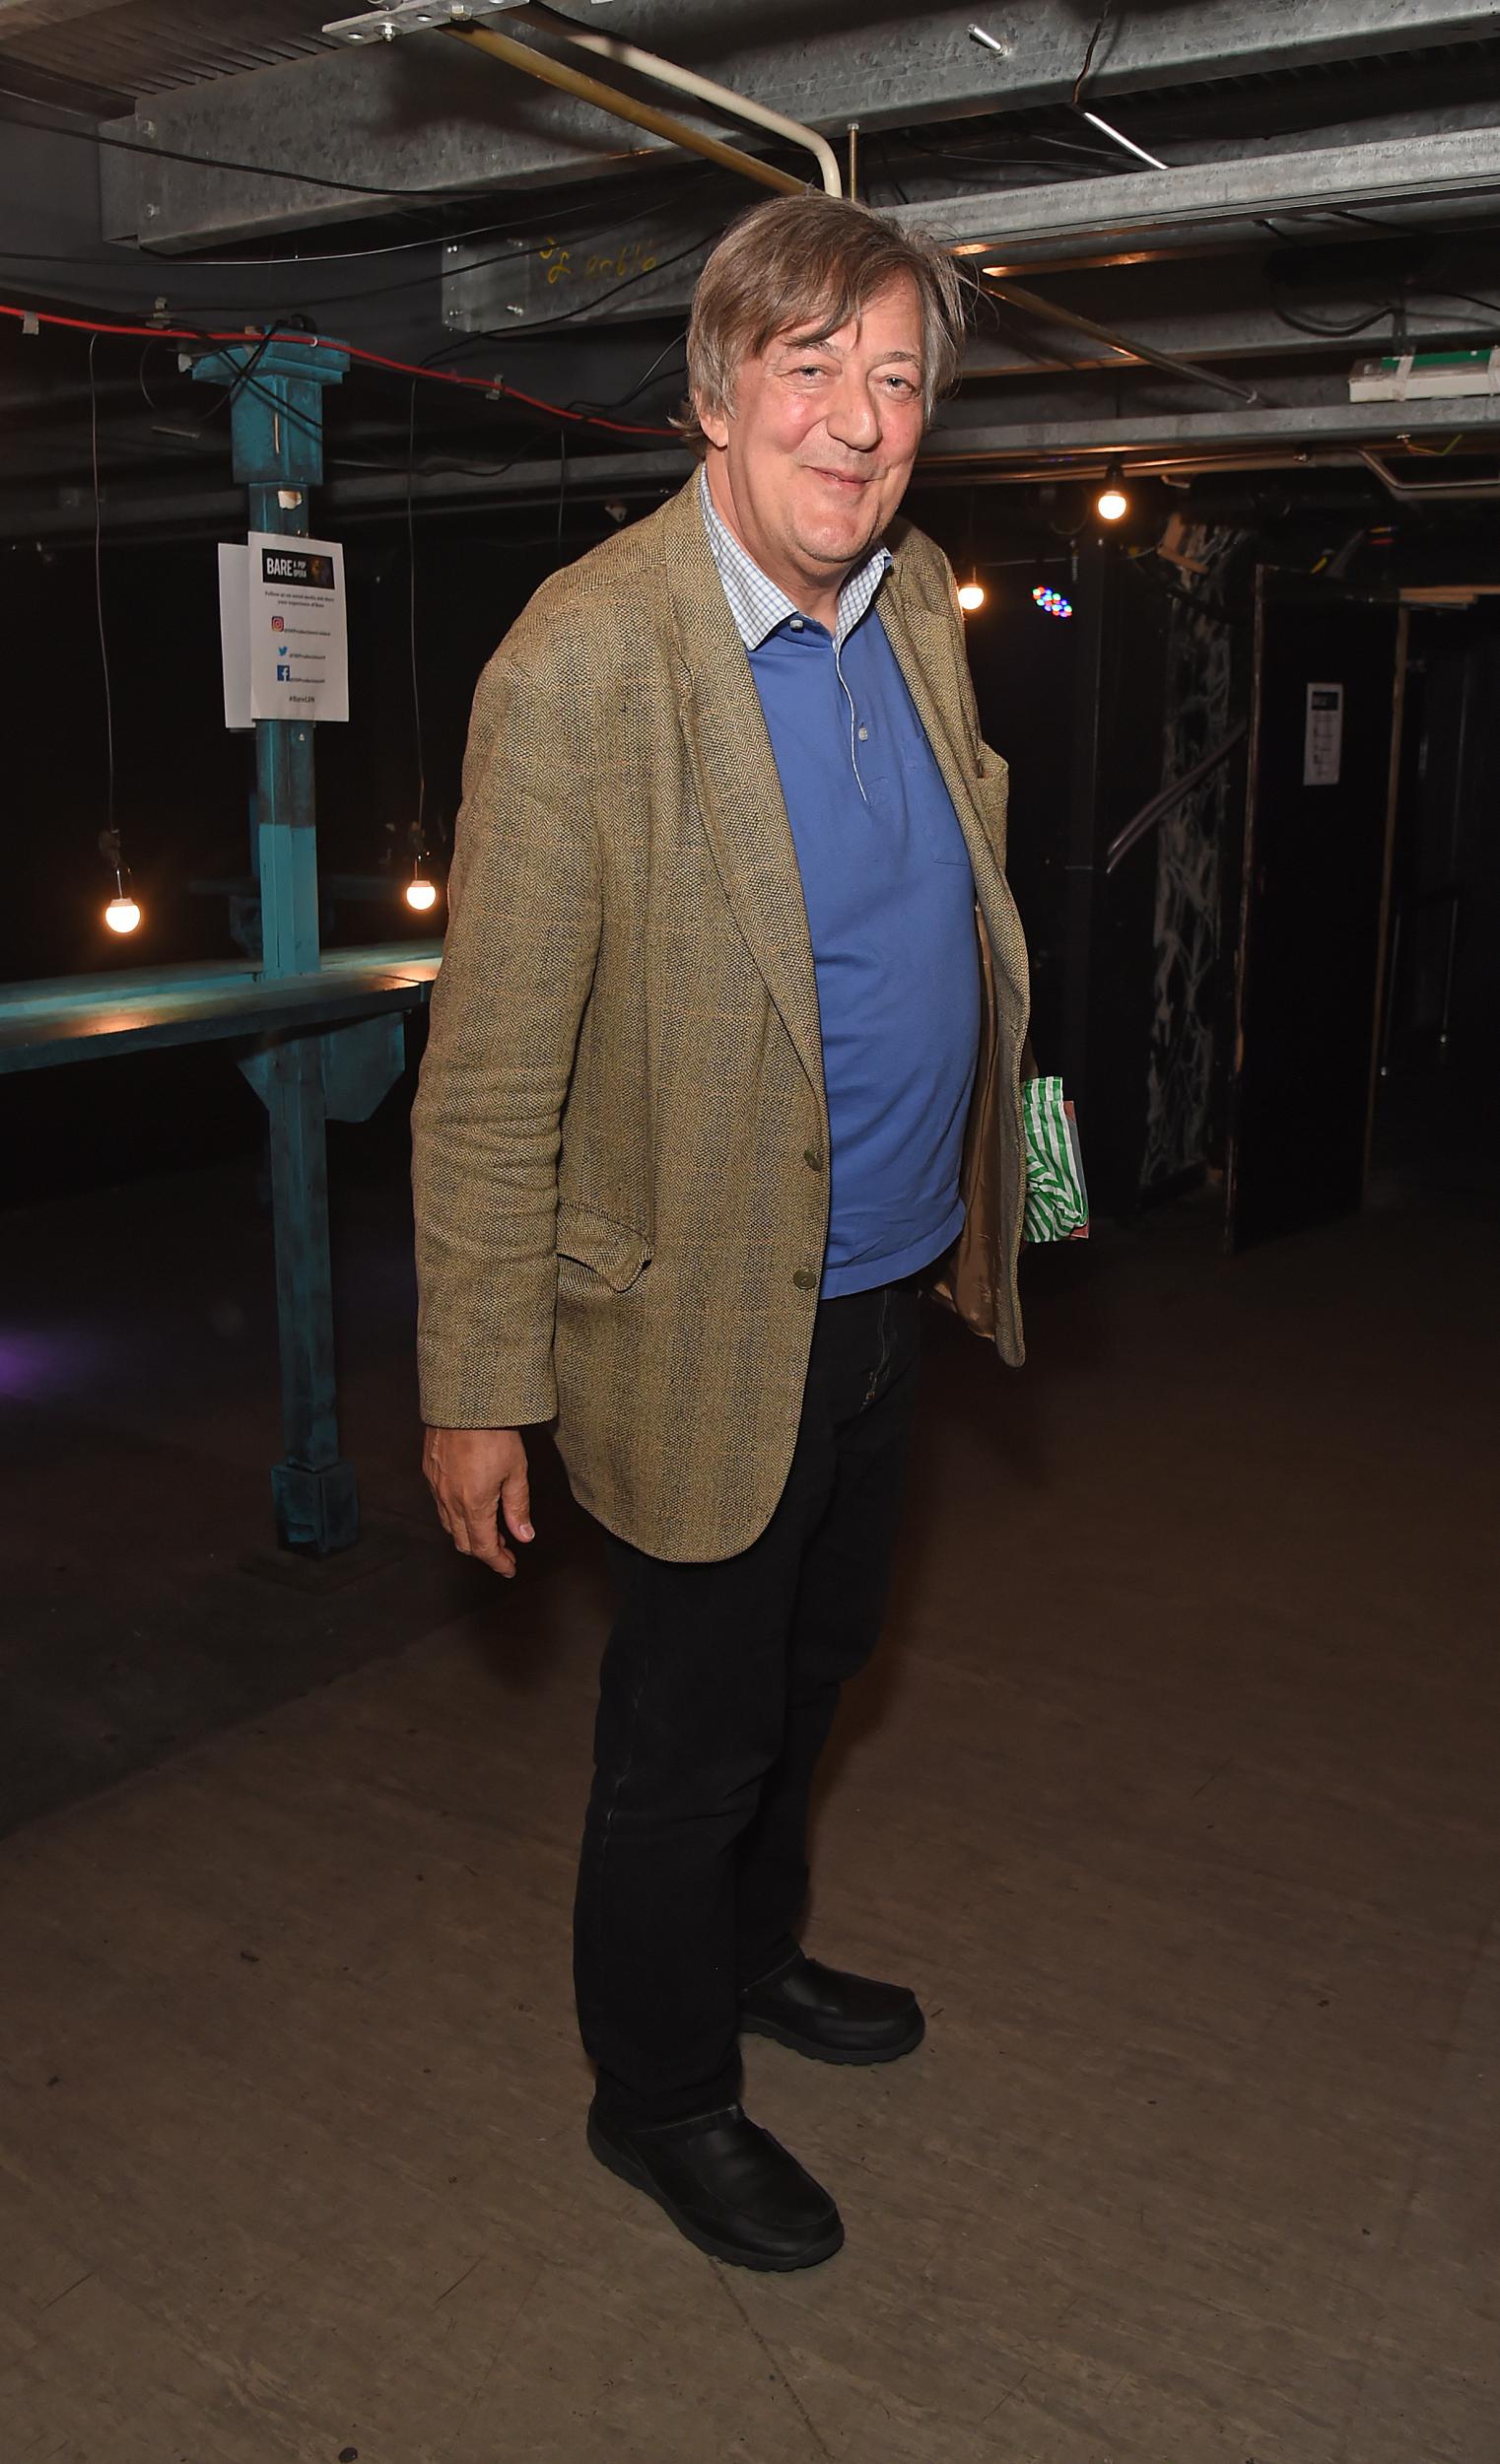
xmin=1097 ymin=464 xmax=1129 ymax=523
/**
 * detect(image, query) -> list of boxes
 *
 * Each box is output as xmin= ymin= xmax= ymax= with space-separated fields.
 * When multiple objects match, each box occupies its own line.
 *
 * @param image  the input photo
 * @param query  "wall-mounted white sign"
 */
xmin=1304 ymin=681 xmax=1343 ymax=787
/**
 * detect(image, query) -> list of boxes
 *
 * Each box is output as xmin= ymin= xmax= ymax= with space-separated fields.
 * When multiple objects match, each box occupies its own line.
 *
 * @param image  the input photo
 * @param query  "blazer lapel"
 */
xmin=663 ymin=482 xmax=827 ymax=1109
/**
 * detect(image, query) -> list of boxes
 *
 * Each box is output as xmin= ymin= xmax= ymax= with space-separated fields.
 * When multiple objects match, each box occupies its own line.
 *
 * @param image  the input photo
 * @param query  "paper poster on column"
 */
xmin=246 ymin=532 xmax=350 ymax=722
xmin=217 ymin=543 xmax=252 ymax=730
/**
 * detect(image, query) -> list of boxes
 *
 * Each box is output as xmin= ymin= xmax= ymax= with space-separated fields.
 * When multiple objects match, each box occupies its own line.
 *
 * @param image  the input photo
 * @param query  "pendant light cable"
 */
xmin=89 ymin=332 xmax=115 ymax=839
xmin=406 ymin=376 xmax=426 ymax=845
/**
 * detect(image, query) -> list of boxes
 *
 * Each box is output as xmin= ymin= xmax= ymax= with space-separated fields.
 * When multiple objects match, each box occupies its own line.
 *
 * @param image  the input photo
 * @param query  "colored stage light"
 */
xmin=1032 ymin=585 xmax=1073 ymax=620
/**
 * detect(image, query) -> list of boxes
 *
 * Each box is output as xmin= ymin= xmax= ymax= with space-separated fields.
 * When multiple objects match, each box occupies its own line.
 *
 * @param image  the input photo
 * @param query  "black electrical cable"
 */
xmin=1270 ymin=300 xmax=1401 ymax=339
xmin=1424 ymin=285 xmax=1500 ymax=320
xmin=406 ymin=378 xmax=426 ymax=844
xmin=564 ymin=326 xmax=687 ymax=419
xmin=1071 ymin=4 xmax=1117 ymax=107
xmin=74 ymin=344 xmax=596 ymax=511
xmin=0 ymin=209 xmax=692 ymax=327
xmin=87 ymin=333 xmax=115 ymax=839
xmin=0 ymin=88 xmax=540 ymax=201
xmin=0 ymin=169 xmax=718 ymax=307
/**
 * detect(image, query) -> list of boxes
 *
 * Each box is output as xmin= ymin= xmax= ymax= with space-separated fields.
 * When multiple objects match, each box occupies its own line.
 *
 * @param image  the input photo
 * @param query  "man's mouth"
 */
xmin=806 ymin=467 xmax=871 ymax=494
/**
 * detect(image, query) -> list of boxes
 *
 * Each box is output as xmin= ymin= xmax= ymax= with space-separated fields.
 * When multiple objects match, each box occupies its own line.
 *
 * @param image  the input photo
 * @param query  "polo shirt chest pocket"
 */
xmin=895 ymin=735 xmax=975 ymax=867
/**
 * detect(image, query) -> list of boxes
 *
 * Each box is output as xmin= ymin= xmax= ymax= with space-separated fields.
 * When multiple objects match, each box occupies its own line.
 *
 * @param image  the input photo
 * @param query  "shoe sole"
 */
xmin=740 ymin=2009 xmax=926 ymax=2066
xmin=586 ymin=2112 xmax=845 ymax=2273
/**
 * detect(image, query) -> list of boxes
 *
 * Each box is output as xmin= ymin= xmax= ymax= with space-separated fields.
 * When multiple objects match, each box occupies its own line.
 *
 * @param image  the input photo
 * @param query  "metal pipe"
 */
xmin=516 ymin=1 xmax=842 ymax=197
xmin=1359 ymin=445 xmax=1500 ymax=498
xmin=984 ymin=274 xmax=1261 ymax=406
xmin=1076 ymin=109 xmax=1169 ymax=171
xmin=446 ymin=22 xmax=807 ymax=197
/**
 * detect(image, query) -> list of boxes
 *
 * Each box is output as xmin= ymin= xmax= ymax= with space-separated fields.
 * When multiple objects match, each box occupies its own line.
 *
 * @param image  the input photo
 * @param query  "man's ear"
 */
xmin=695 ymin=395 xmax=731 ymax=453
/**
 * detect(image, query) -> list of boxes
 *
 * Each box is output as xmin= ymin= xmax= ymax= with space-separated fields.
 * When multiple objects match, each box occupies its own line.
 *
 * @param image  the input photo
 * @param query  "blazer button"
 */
xmin=802 ymin=1146 xmax=824 ymax=1172
xmin=792 ymin=1267 xmax=818 ymax=1291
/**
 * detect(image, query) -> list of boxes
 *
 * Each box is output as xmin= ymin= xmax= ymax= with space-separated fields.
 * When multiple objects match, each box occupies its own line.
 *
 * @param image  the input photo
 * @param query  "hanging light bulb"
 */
xmin=404 ymin=843 xmax=440 ymax=914
xmin=1096 ymin=464 xmax=1129 ymax=523
xmin=99 ymin=829 xmax=142 ymax=934
xmin=957 ymin=577 xmax=987 ymax=613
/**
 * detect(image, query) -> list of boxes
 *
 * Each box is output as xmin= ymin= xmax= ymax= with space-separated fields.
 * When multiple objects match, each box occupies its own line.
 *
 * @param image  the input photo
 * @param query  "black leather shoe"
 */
xmin=740 ymin=1951 xmax=925 ymax=2065
xmin=586 ymin=2099 xmax=844 ymax=2271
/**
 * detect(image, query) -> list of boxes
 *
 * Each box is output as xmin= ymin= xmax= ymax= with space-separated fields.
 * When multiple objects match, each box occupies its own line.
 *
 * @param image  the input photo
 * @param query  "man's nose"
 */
xmin=824 ymin=372 xmax=880 ymax=451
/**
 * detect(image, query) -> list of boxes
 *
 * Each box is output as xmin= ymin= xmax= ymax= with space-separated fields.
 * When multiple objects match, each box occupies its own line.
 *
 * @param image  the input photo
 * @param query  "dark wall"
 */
xmin=0 ymin=517 xmax=599 ymax=991
xmin=3 ymin=489 xmax=1112 ymax=1206
xmin=1 ymin=510 xmax=610 ymax=1201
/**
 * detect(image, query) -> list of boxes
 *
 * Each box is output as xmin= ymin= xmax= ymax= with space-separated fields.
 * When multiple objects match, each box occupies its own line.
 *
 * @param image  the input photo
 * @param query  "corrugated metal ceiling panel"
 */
xmin=0 ymin=0 xmax=341 ymax=98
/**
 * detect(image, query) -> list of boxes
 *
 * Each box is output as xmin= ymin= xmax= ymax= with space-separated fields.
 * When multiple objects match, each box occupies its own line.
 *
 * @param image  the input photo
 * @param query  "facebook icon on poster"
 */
xmin=276 ymin=662 xmax=292 ymax=681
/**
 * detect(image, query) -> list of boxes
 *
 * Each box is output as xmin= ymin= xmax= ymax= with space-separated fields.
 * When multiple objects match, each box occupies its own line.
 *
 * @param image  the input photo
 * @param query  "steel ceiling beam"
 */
xmin=12 ymin=394 xmax=1500 ymax=539
xmin=889 ymin=127 xmax=1500 ymax=270
xmin=98 ymin=0 xmax=1500 ymax=247
xmin=921 ymin=392 xmax=1500 ymax=468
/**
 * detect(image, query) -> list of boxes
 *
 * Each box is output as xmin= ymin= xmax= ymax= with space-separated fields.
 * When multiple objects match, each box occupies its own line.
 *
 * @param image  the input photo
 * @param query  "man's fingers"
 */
xmin=457 ymin=1501 xmax=516 ymax=1576
xmin=500 ymin=1466 xmax=534 ymax=1546
xmin=420 ymin=1428 xmax=529 ymax=1578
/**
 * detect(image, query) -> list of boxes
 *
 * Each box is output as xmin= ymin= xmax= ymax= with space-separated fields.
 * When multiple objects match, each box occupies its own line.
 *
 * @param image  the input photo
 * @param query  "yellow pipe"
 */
xmin=445 ymin=22 xmax=807 ymax=197
xmin=517 ymin=1 xmax=842 ymax=198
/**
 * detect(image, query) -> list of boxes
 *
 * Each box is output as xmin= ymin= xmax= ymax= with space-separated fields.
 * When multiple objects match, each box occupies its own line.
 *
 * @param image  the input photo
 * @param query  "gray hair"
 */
xmin=680 ymin=193 xmax=970 ymax=445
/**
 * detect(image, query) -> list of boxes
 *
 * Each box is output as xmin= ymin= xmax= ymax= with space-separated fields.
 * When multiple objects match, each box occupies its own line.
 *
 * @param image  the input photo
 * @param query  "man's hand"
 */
xmin=423 ymin=1426 xmax=534 ymax=1578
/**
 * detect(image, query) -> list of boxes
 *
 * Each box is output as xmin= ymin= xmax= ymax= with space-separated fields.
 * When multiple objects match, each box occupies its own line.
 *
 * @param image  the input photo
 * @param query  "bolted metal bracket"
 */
xmin=323 ymin=0 xmax=545 ymax=41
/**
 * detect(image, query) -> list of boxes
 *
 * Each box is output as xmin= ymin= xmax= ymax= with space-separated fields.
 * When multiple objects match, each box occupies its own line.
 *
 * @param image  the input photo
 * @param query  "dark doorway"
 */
xmin=1226 ymin=571 xmax=1402 ymax=1251
xmin=1372 ymin=599 xmax=1500 ymax=1201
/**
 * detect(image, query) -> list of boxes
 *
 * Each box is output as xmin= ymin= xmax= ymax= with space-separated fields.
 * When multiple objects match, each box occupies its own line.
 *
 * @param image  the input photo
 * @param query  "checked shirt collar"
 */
xmin=699 ymin=463 xmax=892 ymax=654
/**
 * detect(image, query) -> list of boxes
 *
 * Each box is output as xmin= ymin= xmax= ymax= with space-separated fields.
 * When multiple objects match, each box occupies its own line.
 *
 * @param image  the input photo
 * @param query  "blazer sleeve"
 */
xmin=411 ymin=636 xmax=602 ymax=1429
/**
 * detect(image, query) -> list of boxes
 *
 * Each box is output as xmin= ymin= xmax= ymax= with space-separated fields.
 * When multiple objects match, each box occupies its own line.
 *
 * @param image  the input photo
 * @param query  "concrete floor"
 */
xmin=0 ymin=1137 xmax=1497 ymax=2462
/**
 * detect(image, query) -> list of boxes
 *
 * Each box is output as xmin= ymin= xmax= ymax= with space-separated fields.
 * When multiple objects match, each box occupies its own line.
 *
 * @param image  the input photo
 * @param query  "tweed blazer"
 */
xmin=411 ymin=472 xmax=1030 ymax=1562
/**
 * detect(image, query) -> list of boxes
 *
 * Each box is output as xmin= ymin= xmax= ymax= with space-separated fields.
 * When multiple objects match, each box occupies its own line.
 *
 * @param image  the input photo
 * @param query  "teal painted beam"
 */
xmin=189 ymin=336 xmax=365 ymax=1557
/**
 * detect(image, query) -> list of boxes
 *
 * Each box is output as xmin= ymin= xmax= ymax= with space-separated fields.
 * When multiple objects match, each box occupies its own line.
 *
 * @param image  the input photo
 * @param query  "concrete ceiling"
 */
xmin=5 ymin=0 xmax=1500 ymax=538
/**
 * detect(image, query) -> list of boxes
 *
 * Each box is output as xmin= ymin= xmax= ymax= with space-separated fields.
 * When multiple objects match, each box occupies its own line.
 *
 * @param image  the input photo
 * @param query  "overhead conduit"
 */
xmin=326 ymin=0 xmax=841 ymax=199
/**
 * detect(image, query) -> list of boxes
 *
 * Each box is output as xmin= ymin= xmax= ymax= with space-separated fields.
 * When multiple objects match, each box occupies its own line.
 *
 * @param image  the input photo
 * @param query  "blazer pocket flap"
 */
xmin=556 ymin=1202 xmax=652 ymax=1292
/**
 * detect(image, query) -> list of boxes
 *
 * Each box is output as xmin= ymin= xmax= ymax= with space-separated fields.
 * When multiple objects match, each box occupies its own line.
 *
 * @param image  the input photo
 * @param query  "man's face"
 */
xmin=699 ymin=274 xmax=927 ymax=611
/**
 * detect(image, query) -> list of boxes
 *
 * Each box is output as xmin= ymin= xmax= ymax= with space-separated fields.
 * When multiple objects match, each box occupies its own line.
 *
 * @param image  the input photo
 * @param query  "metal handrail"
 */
xmin=1104 ymin=719 xmax=1248 ymax=874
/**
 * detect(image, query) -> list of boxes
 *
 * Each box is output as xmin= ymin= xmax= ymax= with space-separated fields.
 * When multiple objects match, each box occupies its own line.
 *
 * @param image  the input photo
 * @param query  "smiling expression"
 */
xmin=698 ymin=275 xmax=927 ymax=630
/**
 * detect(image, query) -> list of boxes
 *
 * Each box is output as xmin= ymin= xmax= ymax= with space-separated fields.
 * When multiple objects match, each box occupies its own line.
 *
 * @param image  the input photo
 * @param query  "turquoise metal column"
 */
xmin=192 ymin=337 xmax=360 ymax=1554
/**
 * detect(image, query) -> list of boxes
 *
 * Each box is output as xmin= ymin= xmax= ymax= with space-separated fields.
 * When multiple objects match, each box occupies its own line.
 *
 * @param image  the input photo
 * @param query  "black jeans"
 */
xmin=574 ymin=1275 xmax=922 ymax=2126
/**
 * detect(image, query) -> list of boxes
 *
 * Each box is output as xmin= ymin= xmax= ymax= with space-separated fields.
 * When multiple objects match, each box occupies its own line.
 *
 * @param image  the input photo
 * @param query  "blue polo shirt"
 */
xmin=702 ymin=477 xmax=980 ymax=1298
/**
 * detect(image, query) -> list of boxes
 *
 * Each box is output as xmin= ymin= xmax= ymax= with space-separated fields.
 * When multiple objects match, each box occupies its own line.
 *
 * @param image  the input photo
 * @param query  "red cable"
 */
xmin=0 ymin=300 xmax=679 ymax=438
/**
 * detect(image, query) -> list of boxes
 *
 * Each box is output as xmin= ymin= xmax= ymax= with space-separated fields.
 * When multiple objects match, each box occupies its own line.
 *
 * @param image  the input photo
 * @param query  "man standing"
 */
xmin=412 ymin=195 xmax=1029 ymax=2271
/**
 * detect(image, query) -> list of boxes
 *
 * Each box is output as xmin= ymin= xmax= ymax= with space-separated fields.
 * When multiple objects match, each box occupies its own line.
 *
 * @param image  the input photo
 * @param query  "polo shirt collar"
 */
xmin=699 ymin=463 xmax=892 ymax=652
